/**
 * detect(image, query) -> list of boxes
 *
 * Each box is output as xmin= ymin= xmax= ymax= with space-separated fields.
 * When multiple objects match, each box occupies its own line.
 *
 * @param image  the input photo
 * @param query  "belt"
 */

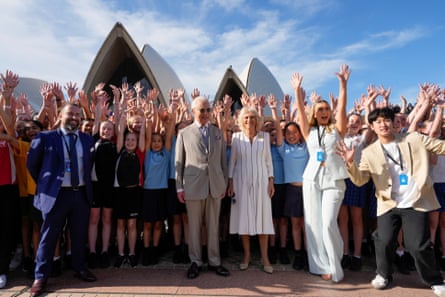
xmin=61 ymin=186 xmax=85 ymax=191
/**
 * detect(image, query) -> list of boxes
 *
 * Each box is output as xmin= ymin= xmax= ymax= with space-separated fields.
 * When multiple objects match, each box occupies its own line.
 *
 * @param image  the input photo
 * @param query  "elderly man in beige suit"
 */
xmin=175 ymin=96 xmax=229 ymax=279
xmin=337 ymin=107 xmax=445 ymax=297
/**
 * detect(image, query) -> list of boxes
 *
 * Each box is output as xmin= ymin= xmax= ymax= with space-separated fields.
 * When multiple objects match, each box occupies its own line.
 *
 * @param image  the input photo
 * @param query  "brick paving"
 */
xmin=1 ymin=248 xmax=443 ymax=297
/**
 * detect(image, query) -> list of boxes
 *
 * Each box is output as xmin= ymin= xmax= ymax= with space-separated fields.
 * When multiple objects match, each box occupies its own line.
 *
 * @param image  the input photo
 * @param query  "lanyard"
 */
xmin=317 ymin=126 xmax=326 ymax=148
xmin=381 ymin=143 xmax=404 ymax=171
xmin=62 ymin=133 xmax=78 ymax=160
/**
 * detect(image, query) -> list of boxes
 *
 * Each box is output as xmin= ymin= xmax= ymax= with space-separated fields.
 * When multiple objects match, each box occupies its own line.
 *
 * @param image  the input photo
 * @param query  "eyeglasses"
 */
xmin=199 ymin=108 xmax=212 ymax=113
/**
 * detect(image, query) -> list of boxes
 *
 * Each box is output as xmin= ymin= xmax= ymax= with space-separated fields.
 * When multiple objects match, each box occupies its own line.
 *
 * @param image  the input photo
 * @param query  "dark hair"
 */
xmin=26 ymin=120 xmax=44 ymax=131
xmin=367 ymin=107 xmax=395 ymax=125
xmin=284 ymin=121 xmax=304 ymax=142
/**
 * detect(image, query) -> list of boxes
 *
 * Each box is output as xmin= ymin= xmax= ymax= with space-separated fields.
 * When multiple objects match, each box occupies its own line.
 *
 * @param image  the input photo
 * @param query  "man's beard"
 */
xmin=64 ymin=121 xmax=79 ymax=132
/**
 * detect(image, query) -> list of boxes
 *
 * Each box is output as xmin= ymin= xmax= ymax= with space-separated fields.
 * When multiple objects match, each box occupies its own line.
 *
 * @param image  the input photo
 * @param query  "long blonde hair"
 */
xmin=308 ymin=99 xmax=334 ymax=133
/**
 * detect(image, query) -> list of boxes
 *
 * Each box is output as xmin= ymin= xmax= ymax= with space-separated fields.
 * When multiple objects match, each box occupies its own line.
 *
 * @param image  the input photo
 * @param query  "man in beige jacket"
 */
xmin=175 ymin=96 xmax=229 ymax=279
xmin=337 ymin=107 xmax=445 ymax=297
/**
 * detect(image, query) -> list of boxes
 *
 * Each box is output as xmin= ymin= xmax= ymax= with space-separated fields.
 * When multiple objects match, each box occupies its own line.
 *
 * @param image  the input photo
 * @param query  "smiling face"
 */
xmin=192 ymin=99 xmax=211 ymax=126
xmin=24 ymin=121 xmax=41 ymax=141
xmin=124 ymin=132 xmax=138 ymax=152
xmin=151 ymin=133 xmax=164 ymax=152
xmin=313 ymin=101 xmax=331 ymax=126
xmin=100 ymin=121 xmax=114 ymax=140
xmin=347 ymin=114 xmax=362 ymax=135
xmin=285 ymin=124 xmax=302 ymax=145
xmin=60 ymin=104 xmax=81 ymax=132
xmin=370 ymin=116 xmax=394 ymax=141
xmin=129 ymin=115 xmax=143 ymax=133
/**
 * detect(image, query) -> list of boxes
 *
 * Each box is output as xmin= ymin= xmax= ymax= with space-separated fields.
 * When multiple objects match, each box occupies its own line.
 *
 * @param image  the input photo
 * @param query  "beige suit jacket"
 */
xmin=175 ymin=123 xmax=227 ymax=200
xmin=347 ymin=132 xmax=445 ymax=216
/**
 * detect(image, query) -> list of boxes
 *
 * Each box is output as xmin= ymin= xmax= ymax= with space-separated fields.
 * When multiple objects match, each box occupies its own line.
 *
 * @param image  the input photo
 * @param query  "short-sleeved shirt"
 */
xmin=144 ymin=147 xmax=170 ymax=189
xmin=278 ymin=141 xmax=309 ymax=183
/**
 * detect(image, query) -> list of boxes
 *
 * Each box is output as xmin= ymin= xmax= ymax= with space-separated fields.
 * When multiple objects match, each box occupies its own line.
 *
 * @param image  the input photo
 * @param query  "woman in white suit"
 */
xmin=290 ymin=64 xmax=351 ymax=282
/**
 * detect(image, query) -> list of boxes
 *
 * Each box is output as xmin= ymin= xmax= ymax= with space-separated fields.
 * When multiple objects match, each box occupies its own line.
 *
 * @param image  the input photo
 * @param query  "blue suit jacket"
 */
xmin=27 ymin=129 xmax=95 ymax=214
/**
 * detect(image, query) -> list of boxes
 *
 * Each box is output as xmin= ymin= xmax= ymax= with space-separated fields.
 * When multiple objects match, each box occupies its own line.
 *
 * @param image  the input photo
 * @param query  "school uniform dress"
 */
xmin=91 ymin=139 xmax=117 ymax=208
xmin=113 ymin=149 xmax=143 ymax=219
xmin=302 ymin=126 xmax=347 ymax=282
xmin=142 ymin=148 xmax=169 ymax=222
xmin=229 ymin=131 xmax=274 ymax=235
xmin=277 ymin=141 xmax=309 ymax=218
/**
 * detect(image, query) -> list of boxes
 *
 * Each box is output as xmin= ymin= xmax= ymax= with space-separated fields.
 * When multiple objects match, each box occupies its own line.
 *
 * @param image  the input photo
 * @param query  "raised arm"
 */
xmin=334 ymin=64 xmax=351 ymax=137
xmin=290 ymin=72 xmax=310 ymax=140
xmin=267 ymin=93 xmax=283 ymax=146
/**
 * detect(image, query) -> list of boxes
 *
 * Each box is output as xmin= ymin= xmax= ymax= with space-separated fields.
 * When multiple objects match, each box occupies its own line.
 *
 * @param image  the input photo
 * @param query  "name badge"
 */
xmin=399 ymin=173 xmax=408 ymax=186
xmin=65 ymin=161 xmax=71 ymax=172
xmin=317 ymin=150 xmax=325 ymax=162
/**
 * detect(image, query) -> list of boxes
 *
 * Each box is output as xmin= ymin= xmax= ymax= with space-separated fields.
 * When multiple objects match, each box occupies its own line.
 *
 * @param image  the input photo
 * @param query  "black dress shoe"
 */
xmin=208 ymin=265 xmax=230 ymax=276
xmin=30 ymin=278 xmax=47 ymax=297
xmin=74 ymin=269 xmax=97 ymax=282
xmin=187 ymin=262 xmax=201 ymax=279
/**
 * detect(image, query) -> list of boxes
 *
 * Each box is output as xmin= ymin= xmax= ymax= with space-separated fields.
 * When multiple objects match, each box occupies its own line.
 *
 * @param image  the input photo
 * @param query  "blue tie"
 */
xmin=200 ymin=126 xmax=209 ymax=149
xmin=68 ymin=133 xmax=79 ymax=187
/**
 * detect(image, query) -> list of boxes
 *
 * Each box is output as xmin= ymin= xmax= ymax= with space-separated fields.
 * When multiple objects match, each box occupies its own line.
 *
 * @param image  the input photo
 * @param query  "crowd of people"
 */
xmin=2 ymin=66 xmax=445 ymax=296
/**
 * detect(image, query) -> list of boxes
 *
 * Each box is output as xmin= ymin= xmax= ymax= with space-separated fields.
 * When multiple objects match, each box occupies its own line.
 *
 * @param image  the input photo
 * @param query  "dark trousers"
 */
xmin=374 ymin=207 xmax=443 ymax=286
xmin=0 ymin=185 xmax=18 ymax=275
xmin=35 ymin=188 xmax=90 ymax=280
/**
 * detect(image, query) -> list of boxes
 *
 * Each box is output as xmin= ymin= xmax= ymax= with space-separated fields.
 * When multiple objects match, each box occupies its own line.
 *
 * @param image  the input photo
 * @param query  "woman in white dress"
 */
xmin=227 ymin=106 xmax=275 ymax=273
xmin=290 ymin=64 xmax=351 ymax=282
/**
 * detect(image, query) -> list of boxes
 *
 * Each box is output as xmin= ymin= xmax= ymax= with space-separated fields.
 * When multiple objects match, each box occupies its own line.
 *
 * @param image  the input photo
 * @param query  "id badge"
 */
xmin=65 ymin=161 xmax=71 ymax=173
xmin=317 ymin=150 xmax=325 ymax=162
xmin=399 ymin=173 xmax=408 ymax=185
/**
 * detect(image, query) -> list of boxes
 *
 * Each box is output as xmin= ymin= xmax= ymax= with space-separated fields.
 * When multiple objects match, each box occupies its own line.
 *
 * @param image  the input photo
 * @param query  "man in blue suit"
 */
xmin=27 ymin=103 xmax=96 ymax=297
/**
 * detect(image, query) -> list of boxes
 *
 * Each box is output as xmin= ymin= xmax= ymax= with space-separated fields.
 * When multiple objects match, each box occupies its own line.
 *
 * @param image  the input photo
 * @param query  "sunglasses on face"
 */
xmin=199 ymin=108 xmax=212 ymax=113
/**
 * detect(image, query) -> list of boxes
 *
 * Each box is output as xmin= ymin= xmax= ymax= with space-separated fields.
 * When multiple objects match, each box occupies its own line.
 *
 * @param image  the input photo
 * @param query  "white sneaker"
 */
xmin=9 ymin=250 xmax=22 ymax=271
xmin=371 ymin=274 xmax=389 ymax=289
xmin=0 ymin=274 xmax=7 ymax=289
xmin=432 ymin=284 xmax=445 ymax=297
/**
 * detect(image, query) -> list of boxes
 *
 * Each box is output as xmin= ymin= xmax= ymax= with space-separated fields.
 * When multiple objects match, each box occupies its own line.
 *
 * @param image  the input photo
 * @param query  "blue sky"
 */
xmin=1 ymin=0 xmax=444 ymax=111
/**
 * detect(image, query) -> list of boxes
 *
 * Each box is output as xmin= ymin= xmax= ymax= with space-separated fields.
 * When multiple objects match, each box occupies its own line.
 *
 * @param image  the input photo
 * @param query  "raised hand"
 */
xmin=335 ymin=64 xmax=351 ymax=83
xmin=310 ymin=91 xmax=321 ymax=105
xmin=335 ymin=140 xmax=355 ymax=166
xmin=267 ymin=93 xmax=277 ymax=109
xmin=147 ymin=88 xmax=160 ymax=103
xmin=1 ymin=70 xmax=20 ymax=89
xmin=64 ymin=82 xmax=78 ymax=102
xmin=290 ymin=72 xmax=303 ymax=90
xmin=191 ymin=88 xmax=200 ymax=100
xmin=134 ymin=81 xmax=144 ymax=96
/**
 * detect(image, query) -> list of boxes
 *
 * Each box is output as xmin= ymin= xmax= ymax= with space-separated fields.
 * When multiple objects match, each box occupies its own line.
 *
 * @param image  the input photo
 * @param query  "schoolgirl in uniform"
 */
xmin=113 ymin=114 xmax=145 ymax=268
xmin=338 ymin=112 xmax=372 ymax=271
xmin=141 ymin=104 xmax=176 ymax=265
xmin=87 ymin=120 xmax=117 ymax=268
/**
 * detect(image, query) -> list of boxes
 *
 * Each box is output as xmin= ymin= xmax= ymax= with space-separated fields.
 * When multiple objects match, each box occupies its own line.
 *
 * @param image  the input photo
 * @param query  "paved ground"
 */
xmin=1 ymin=248 xmax=442 ymax=297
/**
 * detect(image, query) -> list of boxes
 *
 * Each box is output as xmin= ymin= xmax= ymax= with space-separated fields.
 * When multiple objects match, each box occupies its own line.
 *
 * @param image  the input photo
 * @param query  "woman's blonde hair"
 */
xmin=308 ymin=99 xmax=334 ymax=132
xmin=237 ymin=106 xmax=263 ymax=134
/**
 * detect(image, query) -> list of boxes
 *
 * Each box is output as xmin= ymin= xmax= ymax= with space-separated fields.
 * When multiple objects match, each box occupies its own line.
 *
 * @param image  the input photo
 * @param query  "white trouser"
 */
xmin=303 ymin=170 xmax=345 ymax=282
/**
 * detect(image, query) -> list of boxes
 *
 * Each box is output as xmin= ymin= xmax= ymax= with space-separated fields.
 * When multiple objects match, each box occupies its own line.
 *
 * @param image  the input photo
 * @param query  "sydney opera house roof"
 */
xmin=214 ymin=58 xmax=284 ymax=115
xmin=16 ymin=22 xmax=284 ymax=117
xmin=83 ymin=22 xmax=185 ymax=105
